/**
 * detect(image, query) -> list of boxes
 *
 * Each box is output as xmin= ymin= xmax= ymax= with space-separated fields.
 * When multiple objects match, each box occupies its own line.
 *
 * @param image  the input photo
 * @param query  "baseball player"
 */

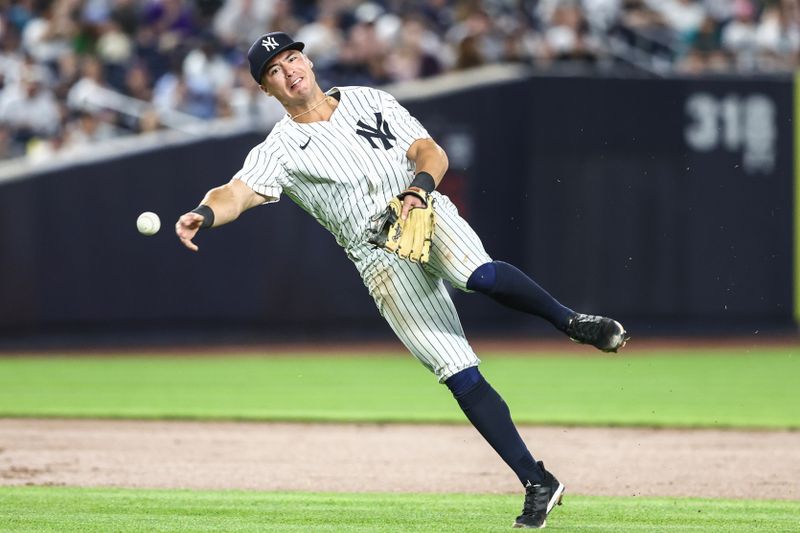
xmin=175 ymin=32 xmax=628 ymax=530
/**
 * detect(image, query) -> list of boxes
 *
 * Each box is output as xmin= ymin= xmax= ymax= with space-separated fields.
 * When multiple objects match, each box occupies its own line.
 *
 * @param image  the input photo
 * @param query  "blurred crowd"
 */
xmin=1 ymin=0 xmax=799 ymax=162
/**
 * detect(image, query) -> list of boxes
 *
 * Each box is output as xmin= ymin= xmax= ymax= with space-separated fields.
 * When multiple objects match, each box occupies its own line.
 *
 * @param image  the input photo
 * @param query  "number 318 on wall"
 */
xmin=684 ymin=93 xmax=776 ymax=174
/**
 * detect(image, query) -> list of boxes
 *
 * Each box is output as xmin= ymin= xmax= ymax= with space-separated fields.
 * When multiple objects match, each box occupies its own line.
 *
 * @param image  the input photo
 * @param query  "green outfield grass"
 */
xmin=0 ymin=486 xmax=797 ymax=532
xmin=0 ymin=347 xmax=797 ymax=428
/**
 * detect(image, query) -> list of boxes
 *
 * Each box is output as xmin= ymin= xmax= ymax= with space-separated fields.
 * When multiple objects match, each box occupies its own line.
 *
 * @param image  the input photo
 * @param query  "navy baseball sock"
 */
xmin=446 ymin=367 xmax=543 ymax=486
xmin=467 ymin=261 xmax=574 ymax=331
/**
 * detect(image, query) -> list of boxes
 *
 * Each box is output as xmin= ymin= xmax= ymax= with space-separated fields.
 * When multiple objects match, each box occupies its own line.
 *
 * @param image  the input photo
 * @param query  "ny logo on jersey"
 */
xmin=261 ymin=37 xmax=279 ymax=51
xmin=355 ymin=113 xmax=397 ymax=150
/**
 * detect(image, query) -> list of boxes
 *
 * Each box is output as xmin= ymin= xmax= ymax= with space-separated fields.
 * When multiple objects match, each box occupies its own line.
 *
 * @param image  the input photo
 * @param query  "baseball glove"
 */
xmin=367 ymin=190 xmax=435 ymax=264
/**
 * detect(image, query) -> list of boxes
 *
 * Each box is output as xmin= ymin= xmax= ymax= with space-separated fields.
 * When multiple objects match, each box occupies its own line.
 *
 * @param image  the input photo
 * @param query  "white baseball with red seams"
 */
xmin=137 ymin=211 xmax=161 ymax=236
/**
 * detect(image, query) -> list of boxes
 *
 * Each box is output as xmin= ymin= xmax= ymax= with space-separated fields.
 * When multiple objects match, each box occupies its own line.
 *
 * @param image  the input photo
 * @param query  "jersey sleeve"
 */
xmin=380 ymin=90 xmax=431 ymax=153
xmin=232 ymin=139 xmax=285 ymax=203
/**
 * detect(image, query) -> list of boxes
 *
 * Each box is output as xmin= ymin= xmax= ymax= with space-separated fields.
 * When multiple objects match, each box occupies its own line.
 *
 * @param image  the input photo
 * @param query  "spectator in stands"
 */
xmin=124 ymin=61 xmax=153 ymax=102
xmin=334 ymin=3 xmax=392 ymax=86
xmin=20 ymin=0 xmax=78 ymax=66
xmin=453 ymin=33 xmax=484 ymax=70
xmin=0 ymin=22 xmax=25 ymax=86
xmin=182 ymin=37 xmax=235 ymax=95
xmin=268 ymin=0 xmax=302 ymax=35
xmin=543 ymin=3 xmax=604 ymax=64
xmin=722 ymin=0 xmax=759 ymax=71
xmin=446 ymin=7 xmax=505 ymax=67
xmin=213 ymin=0 xmax=276 ymax=49
xmin=616 ymin=0 xmax=669 ymax=42
xmin=0 ymin=69 xmax=60 ymax=146
xmin=5 ymin=0 xmax=36 ymax=33
xmin=61 ymin=109 xmax=119 ymax=153
xmin=53 ymin=50 xmax=81 ymax=100
xmin=754 ymin=1 xmax=800 ymax=70
xmin=142 ymin=0 xmax=196 ymax=38
xmin=498 ymin=20 xmax=546 ymax=67
xmin=294 ymin=7 xmax=345 ymax=74
xmin=417 ymin=0 xmax=455 ymax=35
xmin=95 ymin=18 xmax=135 ymax=90
xmin=220 ymin=63 xmax=285 ymax=126
xmin=152 ymin=61 xmax=193 ymax=116
xmin=3 ymin=0 xmax=800 ymax=164
xmin=704 ymin=0 xmax=735 ymax=24
xmin=120 ymin=60 xmax=154 ymax=130
xmin=649 ymin=0 xmax=707 ymax=55
xmin=66 ymin=55 xmax=108 ymax=113
xmin=583 ymin=0 xmax=623 ymax=33
xmin=676 ymin=14 xmax=731 ymax=75
xmin=385 ymin=16 xmax=443 ymax=82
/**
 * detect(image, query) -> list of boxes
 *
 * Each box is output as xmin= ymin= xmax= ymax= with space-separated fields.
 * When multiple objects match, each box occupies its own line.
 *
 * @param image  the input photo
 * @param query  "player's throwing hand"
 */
xmin=175 ymin=212 xmax=205 ymax=252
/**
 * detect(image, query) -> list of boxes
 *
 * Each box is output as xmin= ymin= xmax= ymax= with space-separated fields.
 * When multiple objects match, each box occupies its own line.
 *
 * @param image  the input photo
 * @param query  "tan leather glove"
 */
xmin=367 ymin=191 xmax=435 ymax=264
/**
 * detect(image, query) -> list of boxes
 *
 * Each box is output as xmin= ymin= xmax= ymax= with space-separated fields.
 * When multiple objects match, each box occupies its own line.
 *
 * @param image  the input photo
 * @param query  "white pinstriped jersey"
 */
xmin=234 ymin=86 xmax=427 ymax=252
xmin=233 ymin=85 xmax=492 ymax=381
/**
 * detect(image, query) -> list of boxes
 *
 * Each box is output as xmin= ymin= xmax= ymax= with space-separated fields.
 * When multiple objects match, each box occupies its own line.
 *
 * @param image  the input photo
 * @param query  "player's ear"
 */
xmin=260 ymin=84 xmax=271 ymax=96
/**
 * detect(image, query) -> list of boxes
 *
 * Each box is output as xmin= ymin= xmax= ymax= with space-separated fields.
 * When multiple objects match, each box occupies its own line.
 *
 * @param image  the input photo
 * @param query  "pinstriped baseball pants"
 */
xmin=353 ymin=193 xmax=492 ymax=382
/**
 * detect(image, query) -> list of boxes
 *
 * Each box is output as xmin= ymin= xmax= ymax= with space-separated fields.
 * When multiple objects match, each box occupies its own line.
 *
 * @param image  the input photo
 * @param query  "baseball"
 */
xmin=136 ymin=211 xmax=161 ymax=236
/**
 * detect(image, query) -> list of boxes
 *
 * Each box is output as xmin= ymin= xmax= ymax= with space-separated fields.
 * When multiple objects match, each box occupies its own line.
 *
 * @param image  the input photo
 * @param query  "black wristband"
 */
xmin=191 ymin=205 xmax=215 ymax=229
xmin=409 ymin=172 xmax=435 ymax=193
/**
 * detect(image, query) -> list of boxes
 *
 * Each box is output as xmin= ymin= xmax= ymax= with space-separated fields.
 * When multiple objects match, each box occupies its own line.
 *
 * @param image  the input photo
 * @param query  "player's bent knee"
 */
xmin=466 ymin=261 xmax=497 ymax=293
xmin=445 ymin=366 xmax=484 ymax=399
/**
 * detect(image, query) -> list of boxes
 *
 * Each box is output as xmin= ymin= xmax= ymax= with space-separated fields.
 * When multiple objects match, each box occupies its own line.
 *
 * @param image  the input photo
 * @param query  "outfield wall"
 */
xmin=0 ymin=73 xmax=794 ymax=343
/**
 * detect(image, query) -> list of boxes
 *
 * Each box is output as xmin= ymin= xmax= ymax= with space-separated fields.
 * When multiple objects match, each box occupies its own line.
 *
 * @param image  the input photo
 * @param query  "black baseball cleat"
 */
xmin=564 ymin=313 xmax=630 ymax=353
xmin=513 ymin=482 xmax=549 ymax=529
xmin=513 ymin=462 xmax=564 ymax=529
xmin=538 ymin=461 xmax=565 ymax=515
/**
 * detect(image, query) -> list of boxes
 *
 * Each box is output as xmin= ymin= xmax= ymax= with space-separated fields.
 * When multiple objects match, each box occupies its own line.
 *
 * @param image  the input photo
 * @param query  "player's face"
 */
xmin=260 ymin=50 xmax=315 ymax=102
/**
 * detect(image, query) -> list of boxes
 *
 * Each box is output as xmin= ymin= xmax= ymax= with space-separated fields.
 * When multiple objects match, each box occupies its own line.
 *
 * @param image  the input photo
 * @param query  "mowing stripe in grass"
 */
xmin=0 ymin=348 xmax=797 ymax=428
xmin=0 ymin=486 xmax=797 ymax=533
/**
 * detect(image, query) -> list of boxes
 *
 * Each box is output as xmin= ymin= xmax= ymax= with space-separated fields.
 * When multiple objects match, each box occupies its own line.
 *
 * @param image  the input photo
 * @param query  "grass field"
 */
xmin=1 ymin=486 xmax=798 ymax=533
xmin=0 ymin=347 xmax=798 ymax=428
xmin=1 ymin=347 xmax=797 ymax=532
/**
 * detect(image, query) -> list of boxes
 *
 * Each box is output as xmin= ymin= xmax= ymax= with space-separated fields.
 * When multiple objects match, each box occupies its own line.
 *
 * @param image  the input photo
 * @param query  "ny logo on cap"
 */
xmin=261 ymin=36 xmax=279 ymax=51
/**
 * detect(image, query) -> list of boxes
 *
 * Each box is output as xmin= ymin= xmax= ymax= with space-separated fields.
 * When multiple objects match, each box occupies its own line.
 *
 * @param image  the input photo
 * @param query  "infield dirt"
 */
xmin=1 ymin=419 xmax=797 ymax=500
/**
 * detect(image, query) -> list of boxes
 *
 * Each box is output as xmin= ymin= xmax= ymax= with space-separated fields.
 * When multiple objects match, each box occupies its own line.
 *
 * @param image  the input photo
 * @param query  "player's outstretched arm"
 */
xmin=176 ymin=179 xmax=266 ymax=252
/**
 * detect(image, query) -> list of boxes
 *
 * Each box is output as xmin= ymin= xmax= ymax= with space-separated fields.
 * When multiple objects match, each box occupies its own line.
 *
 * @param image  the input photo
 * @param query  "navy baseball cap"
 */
xmin=247 ymin=32 xmax=305 ymax=83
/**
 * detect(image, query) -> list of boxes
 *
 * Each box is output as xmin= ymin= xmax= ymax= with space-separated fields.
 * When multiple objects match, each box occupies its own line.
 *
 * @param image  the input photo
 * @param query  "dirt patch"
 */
xmin=0 ymin=419 xmax=797 ymax=499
